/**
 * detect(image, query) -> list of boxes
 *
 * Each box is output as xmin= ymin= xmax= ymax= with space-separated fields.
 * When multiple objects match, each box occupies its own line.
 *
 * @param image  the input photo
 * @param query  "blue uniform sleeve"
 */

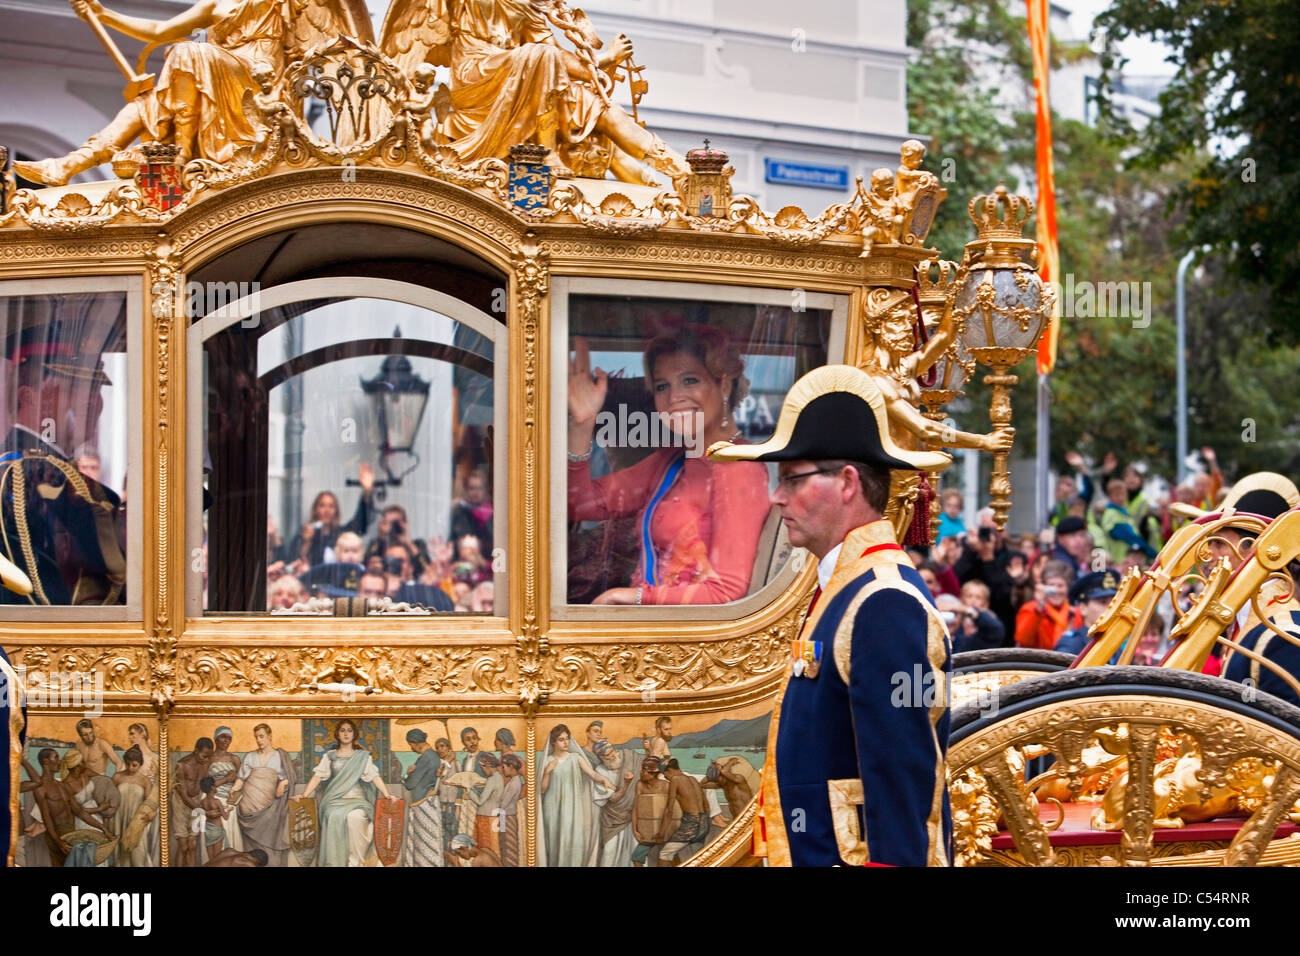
xmin=847 ymin=587 xmax=949 ymax=866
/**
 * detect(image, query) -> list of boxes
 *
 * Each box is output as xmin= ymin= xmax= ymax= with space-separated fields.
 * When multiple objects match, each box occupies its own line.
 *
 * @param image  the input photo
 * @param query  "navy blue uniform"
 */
xmin=0 ymin=428 xmax=125 ymax=606
xmin=1225 ymin=608 xmax=1300 ymax=708
xmin=762 ymin=521 xmax=952 ymax=866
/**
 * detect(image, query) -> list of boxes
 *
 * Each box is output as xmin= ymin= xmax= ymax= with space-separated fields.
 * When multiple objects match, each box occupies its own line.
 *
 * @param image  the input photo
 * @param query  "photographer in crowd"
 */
xmin=936 ymin=592 xmax=1006 ymax=653
xmin=1013 ymin=560 xmax=1082 ymax=651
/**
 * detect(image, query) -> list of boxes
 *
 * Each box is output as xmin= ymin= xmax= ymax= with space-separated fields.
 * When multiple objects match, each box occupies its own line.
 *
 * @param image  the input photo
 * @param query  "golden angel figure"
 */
xmin=378 ymin=0 xmax=689 ymax=182
xmin=15 ymin=0 xmax=373 ymax=186
xmin=864 ymin=293 xmax=1014 ymax=457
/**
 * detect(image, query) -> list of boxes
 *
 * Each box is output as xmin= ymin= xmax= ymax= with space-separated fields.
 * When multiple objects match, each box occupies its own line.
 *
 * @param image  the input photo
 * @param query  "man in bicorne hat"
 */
xmin=709 ymin=364 xmax=953 ymax=866
xmin=0 ymin=327 xmax=125 ymax=605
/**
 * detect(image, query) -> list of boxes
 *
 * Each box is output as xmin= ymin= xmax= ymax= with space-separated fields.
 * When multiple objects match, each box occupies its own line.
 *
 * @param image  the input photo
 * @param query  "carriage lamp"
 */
xmin=951 ymin=184 xmax=1055 ymax=530
xmin=360 ymin=328 xmax=430 ymax=488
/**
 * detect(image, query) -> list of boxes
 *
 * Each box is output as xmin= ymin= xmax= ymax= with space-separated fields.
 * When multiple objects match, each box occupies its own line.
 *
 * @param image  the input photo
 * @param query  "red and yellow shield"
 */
xmin=373 ymin=796 xmax=405 ymax=867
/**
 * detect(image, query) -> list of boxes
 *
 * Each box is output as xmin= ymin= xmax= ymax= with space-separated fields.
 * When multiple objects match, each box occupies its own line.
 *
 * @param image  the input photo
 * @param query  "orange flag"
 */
xmin=1027 ymin=0 xmax=1060 ymax=374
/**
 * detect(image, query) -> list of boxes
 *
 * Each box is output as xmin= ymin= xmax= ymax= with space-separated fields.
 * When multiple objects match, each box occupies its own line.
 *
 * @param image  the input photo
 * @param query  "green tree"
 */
xmin=906 ymin=0 xmax=1300 ymax=502
xmin=906 ymin=0 xmax=1030 ymax=257
xmin=1094 ymin=0 xmax=1300 ymax=344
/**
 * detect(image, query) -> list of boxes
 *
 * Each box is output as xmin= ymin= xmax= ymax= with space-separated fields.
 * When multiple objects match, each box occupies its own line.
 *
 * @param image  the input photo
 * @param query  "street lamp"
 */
xmin=1175 ymin=245 xmax=1211 ymax=485
xmin=951 ymin=184 xmax=1056 ymax=530
xmin=360 ymin=328 xmax=430 ymax=487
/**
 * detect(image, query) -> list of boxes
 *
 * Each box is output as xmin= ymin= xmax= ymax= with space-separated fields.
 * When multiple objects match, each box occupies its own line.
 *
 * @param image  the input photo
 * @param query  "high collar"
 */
xmin=823 ymin=519 xmax=903 ymax=588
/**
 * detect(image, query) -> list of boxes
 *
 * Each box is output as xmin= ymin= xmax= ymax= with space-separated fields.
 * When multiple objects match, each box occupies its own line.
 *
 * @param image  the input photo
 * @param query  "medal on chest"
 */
xmin=791 ymin=639 xmax=822 ymax=678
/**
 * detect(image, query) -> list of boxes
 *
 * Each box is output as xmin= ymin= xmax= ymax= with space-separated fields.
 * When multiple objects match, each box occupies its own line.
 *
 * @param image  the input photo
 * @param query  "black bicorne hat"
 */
xmin=707 ymin=365 xmax=950 ymax=472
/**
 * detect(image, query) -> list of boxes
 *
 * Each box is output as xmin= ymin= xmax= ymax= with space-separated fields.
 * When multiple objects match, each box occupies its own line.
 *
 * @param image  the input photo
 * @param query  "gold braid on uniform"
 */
xmin=1 ymin=461 xmax=45 ymax=604
xmin=1 ymin=453 xmax=123 ymax=606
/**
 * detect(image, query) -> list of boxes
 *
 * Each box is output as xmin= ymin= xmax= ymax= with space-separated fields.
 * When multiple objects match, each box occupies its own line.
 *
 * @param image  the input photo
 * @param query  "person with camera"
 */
xmin=935 ymin=593 xmax=1005 ymax=653
xmin=383 ymin=538 xmax=454 ymax=611
xmin=954 ymin=510 xmax=1019 ymax=638
xmin=1013 ymin=560 xmax=1082 ymax=651
xmin=284 ymin=463 xmax=376 ymax=574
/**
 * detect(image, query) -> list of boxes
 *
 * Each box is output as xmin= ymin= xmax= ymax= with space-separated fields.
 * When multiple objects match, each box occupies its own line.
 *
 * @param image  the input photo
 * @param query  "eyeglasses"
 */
xmin=775 ymin=466 xmax=843 ymax=491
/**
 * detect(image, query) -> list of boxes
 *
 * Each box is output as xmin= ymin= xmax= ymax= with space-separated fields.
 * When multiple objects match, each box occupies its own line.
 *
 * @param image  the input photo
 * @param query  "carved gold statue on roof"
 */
xmin=377 ymin=0 xmax=687 ymax=181
xmin=15 ymin=0 xmax=687 ymax=188
xmin=17 ymin=0 xmax=374 ymax=184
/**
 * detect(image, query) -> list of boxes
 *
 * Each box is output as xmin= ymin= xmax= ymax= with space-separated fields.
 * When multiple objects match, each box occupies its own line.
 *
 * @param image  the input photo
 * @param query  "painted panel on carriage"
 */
xmin=166 ymin=716 xmax=528 ymax=867
xmin=15 ymin=714 xmax=161 ymax=867
xmin=536 ymin=702 xmax=771 ymax=867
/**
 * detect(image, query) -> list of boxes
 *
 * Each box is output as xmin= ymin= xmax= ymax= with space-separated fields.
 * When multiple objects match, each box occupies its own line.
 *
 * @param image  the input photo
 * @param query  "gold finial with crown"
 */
xmin=679 ymin=138 xmax=734 ymax=218
xmin=964 ymin=183 xmax=1036 ymax=269
xmin=915 ymin=258 xmax=959 ymax=307
xmin=968 ymin=182 xmax=1032 ymax=238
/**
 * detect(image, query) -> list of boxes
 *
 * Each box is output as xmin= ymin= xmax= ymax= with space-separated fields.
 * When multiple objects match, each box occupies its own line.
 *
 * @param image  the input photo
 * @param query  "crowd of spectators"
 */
xmin=264 ymin=463 xmax=496 ymax=613
xmin=911 ymin=446 xmax=1230 ymax=665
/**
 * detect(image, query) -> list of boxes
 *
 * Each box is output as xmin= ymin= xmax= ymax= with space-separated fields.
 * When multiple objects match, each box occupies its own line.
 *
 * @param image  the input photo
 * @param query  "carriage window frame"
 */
xmin=549 ymin=276 xmax=848 ymax=622
xmin=185 ymin=277 xmax=509 ymax=618
xmin=0 ymin=275 xmax=144 ymax=622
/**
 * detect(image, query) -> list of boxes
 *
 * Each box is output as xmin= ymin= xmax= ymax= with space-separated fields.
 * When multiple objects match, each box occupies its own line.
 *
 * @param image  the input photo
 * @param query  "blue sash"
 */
xmin=640 ymin=451 xmax=686 ymax=587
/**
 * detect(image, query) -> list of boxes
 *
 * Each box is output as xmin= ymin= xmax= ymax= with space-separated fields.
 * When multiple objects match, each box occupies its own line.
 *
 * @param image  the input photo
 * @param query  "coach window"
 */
xmin=0 ymin=277 xmax=142 ymax=621
xmin=187 ymin=278 xmax=506 ymax=616
xmin=552 ymin=278 xmax=846 ymax=620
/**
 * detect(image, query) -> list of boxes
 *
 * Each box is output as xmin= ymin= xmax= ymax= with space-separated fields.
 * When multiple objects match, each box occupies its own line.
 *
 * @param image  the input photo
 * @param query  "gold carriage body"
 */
xmin=0 ymin=26 xmax=976 ymax=868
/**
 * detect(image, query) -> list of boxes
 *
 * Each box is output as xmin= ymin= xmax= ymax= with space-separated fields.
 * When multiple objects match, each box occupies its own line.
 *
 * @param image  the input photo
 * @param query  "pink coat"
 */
xmin=568 ymin=448 xmax=772 ymax=605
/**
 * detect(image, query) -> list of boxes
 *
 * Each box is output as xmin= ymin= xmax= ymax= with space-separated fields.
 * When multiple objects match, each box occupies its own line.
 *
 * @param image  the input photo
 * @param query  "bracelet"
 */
xmin=568 ymin=440 xmax=594 ymax=463
xmin=634 ymin=586 xmax=643 ymax=605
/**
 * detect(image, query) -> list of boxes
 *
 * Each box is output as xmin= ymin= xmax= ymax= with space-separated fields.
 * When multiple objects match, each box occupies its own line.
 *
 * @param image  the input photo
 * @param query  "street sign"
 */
xmin=764 ymin=159 xmax=850 ymax=191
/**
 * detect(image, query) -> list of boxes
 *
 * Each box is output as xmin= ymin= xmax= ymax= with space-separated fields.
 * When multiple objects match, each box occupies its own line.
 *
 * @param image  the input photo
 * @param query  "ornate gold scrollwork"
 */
xmin=513 ymin=235 xmax=549 ymax=716
xmin=951 ymin=695 xmax=1300 ymax=867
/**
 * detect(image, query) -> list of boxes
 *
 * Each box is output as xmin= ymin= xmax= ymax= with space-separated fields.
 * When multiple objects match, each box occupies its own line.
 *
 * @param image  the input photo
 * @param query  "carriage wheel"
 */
xmin=951 ymin=648 xmax=1076 ymax=710
xmin=949 ymin=666 xmax=1300 ymax=866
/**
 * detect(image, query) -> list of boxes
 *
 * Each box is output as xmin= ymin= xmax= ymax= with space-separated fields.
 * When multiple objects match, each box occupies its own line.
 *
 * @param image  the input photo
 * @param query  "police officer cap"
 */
xmin=1069 ymin=570 xmax=1119 ymax=605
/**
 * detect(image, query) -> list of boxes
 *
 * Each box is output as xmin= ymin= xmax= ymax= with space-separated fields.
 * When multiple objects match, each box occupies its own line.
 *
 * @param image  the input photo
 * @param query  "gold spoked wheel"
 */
xmin=949 ymin=666 xmax=1300 ymax=866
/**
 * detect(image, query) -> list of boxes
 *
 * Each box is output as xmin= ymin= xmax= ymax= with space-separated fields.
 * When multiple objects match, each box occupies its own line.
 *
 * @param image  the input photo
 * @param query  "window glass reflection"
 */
xmin=566 ymin=295 xmax=830 ymax=606
xmin=201 ymin=296 xmax=499 ymax=614
xmin=0 ymin=291 xmax=128 ymax=607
